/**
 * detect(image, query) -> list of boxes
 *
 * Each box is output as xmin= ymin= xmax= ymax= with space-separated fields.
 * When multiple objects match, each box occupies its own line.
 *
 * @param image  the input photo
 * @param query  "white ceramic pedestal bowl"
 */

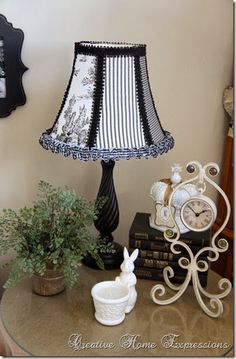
xmin=91 ymin=281 xmax=129 ymax=326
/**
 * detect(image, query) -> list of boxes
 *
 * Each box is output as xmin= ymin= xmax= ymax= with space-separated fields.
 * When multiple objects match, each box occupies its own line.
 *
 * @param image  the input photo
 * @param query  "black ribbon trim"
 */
xmin=75 ymin=41 xmax=146 ymax=57
xmin=86 ymin=55 xmax=105 ymax=147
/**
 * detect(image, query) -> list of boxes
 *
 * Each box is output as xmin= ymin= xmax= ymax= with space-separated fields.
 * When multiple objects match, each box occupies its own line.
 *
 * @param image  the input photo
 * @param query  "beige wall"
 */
xmin=0 ymin=0 xmax=233 ymax=246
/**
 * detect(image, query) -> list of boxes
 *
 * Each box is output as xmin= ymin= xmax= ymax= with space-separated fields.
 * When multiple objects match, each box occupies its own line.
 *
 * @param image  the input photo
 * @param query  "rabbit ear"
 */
xmin=123 ymin=247 xmax=129 ymax=259
xmin=130 ymin=248 xmax=139 ymax=262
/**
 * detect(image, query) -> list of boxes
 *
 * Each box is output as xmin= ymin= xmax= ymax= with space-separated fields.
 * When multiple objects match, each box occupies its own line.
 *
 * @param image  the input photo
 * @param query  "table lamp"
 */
xmin=39 ymin=41 xmax=174 ymax=269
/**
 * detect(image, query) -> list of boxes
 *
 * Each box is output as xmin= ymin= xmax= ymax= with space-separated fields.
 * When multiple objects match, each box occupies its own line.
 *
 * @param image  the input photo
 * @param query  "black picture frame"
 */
xmin=0 ymin=14 xmax=28 ymax=118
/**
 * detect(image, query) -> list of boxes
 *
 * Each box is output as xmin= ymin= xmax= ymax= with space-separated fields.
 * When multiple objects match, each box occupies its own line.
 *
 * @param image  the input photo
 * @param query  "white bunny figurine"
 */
xmin=116 ymin=247 xmax=139 ymax=314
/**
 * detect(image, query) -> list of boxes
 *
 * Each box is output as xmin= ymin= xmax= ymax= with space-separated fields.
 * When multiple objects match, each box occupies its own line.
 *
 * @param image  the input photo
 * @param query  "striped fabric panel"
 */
xmin=139 ymin=56 xmax=165 ymax=144
xmin=96 ymin=56 xmax=146 ymax=149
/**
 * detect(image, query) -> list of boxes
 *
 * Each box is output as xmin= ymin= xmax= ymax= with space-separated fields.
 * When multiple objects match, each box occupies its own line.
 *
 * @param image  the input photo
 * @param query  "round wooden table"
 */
xmin=0 ymin=266 xmax=233 ymax=356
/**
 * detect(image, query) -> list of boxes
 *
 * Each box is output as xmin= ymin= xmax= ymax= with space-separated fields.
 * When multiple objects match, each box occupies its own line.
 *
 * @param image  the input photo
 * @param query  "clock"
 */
xmin=180 ymin=196 xmax=217 ymax=232
xmin=150 ymin=164 xmax=200 ymax=233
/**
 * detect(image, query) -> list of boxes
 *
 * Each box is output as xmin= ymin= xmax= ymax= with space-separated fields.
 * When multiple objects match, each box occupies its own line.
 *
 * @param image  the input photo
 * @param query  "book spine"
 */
xmin=129 ymin=237 xmax=171 ymax=251
xmin=130 ymin=248 xmax=209 ymax=260
xmin=135 ymin=257 xmax=209 ymax=270
xmin=134 ymin=267 xmax=208 ymax=287
xmin=129 ymin=232 xmax=209 ymax=246
xmin=129 ymin=237 xmax=206 ymax=254
xmin=138 ymin=249 xmax=176 ymax=260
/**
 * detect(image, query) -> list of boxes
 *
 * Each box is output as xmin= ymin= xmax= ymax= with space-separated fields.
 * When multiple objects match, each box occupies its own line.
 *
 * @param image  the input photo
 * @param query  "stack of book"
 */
xmin=129 ymin=212 xmax=210 ymax=286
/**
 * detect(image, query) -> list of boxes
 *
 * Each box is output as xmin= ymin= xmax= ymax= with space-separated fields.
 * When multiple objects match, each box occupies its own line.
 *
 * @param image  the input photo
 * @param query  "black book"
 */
xmin=136 ymin=248 xmax=179 ymax=261
xmin=134 ymin=257 xmax=208 ymax=270
xmin=134 ymin=267 xmax=208 ymax=287
xmin=129 ymin=239 xmax=209 ymax=255
xmin=129 ymin=212 xmax=211 ymax=246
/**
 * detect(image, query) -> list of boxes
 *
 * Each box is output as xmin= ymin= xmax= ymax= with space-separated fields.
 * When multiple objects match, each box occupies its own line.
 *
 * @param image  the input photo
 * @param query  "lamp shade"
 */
xmin=39 ymin=41 xmax=174 ymax=161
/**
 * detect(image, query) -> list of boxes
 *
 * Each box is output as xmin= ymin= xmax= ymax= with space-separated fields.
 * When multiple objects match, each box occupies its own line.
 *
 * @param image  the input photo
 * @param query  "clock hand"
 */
xmin=187 ymin=205 xmax=198 ymax=215
xmin=199 ymin=209 xmax=210 ymax=215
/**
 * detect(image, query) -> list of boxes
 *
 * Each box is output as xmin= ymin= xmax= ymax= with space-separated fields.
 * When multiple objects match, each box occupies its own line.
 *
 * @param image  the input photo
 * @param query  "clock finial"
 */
xmin=171 ymin=163 xmax=182 ymax=185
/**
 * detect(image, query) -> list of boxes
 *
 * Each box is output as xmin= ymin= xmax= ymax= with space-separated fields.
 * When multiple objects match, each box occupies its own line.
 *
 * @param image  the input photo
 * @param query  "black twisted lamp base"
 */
xmin=83 ymin=160 xmax=123 ymax=270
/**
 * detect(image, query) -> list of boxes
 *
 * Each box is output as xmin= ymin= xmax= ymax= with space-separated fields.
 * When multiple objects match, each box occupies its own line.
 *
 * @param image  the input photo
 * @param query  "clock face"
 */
xmin=180 ymin=197 xmax=216 ymax=232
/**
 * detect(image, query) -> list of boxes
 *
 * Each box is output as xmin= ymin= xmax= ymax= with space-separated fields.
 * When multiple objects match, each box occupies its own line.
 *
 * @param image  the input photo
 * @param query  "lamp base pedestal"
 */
xmin=83 ymin=242 xmax=123 ymax=270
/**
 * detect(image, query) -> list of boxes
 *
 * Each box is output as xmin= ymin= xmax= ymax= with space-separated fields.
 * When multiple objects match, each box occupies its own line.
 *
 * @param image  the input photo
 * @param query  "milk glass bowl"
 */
xmin=91 ymin=281 xmax=129 ymax=326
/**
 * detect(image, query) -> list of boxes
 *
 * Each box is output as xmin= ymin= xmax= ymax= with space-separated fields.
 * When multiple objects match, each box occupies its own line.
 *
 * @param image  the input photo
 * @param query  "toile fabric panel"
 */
xmin=40 ymin=41 xmax=174 ymax=161
xmin=50 ymin=54 xmax=96 ymax=147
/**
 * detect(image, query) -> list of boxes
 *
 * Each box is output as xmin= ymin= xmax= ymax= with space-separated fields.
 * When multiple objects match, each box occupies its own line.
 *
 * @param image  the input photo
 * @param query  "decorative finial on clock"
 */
xmin=171 ymin=163 xmax=182 ymax=185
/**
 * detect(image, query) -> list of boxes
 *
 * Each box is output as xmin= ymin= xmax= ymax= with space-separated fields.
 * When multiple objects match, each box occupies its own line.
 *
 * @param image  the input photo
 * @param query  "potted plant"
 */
xmin=0 ymin=181 xmax=112 ymax=295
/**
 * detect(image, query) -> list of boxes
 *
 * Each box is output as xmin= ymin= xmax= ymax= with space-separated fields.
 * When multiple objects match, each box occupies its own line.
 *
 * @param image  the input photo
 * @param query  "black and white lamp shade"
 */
xmin=40 ymin=41 xmax=174 ymax=161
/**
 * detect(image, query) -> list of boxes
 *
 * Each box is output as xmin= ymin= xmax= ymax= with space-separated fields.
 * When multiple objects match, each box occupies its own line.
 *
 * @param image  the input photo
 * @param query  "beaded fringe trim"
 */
xmin=39 ymin=131 xmax=174 ymax=162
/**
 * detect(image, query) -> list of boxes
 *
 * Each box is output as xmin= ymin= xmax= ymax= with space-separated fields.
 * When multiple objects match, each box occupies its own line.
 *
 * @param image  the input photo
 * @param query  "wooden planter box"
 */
xmin=32 ymin=268 xmax=65 ymax=296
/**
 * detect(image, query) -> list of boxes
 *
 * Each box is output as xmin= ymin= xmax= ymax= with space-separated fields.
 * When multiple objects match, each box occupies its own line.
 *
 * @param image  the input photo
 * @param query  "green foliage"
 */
xmin=0 ymin=181 xmax=110 ymax=289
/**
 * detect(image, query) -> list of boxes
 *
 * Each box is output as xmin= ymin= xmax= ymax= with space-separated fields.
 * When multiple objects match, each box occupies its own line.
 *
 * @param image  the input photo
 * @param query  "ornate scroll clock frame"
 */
xmin=0 ymin=14 xmax=28 ymax=118
xmin=150 ymin=161 xmax=232 ymax=318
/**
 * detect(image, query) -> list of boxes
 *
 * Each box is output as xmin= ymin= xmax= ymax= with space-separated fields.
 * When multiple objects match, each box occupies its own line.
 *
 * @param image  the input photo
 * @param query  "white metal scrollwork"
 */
xmin=150 ymin=161 xmax=232 ymax=318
